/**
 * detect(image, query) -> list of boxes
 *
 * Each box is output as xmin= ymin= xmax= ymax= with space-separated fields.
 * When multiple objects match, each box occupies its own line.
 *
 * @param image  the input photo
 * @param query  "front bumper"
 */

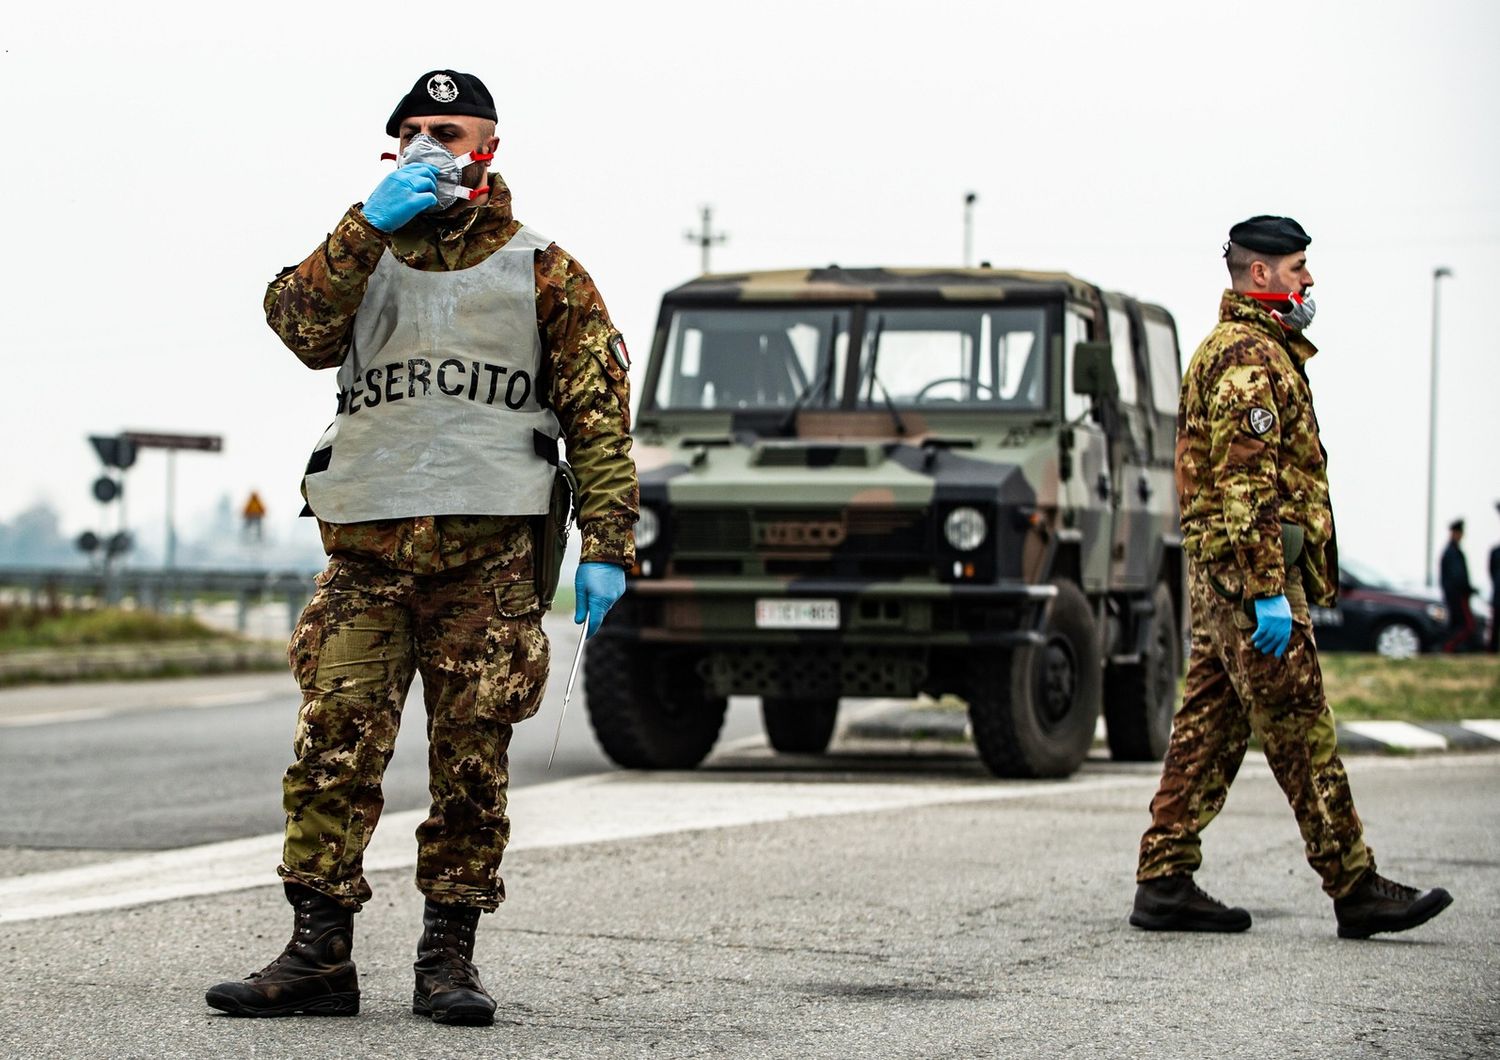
xmin=612 ymin=577 xmax=1055 ymax=647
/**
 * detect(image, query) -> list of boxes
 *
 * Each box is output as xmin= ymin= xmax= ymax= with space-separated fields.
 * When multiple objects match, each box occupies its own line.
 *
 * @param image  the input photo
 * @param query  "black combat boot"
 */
xmin=205 ymin=883 xmax=359 ymax=1017
xmin=1129 ymin=875 xmax=1252 ymax=932
xmin=413 ymin=899 xmax=497 ymax=1026
xmin=1334 ymin=870 xmax=1453 ymax=939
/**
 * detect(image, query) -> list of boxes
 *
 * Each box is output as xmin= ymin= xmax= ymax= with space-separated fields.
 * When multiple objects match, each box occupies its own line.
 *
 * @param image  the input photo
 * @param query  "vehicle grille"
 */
xmin=669 ymin=507 xmax=933 ymax=578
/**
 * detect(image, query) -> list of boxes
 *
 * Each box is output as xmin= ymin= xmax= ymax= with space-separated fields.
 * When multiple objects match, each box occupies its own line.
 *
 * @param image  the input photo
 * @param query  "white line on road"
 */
xmin=0 ymin=708 xmax=116 ymax=728
xmin=1460 ymin=719 xmax=1500 ymax=743
xmin=0 ymin=773 xmax=1153 ymax=925
xmin=1340 ymin=720 xmax=1449 ymax=751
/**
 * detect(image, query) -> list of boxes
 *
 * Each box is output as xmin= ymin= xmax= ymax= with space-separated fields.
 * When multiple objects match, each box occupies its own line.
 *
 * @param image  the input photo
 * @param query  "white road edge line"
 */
xmin=1339 ymin=720 xmax=1449 ymax=751
xmin=1460 ymin=719 xmax=1500 ymax=743
xmin=0 ymin=773 xmax=1151 ymax=925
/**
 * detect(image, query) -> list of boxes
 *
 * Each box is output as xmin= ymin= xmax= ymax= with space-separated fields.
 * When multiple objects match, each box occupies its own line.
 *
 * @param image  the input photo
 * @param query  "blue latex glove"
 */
xmin=1250 ymin=594 xmax=1293 ymax=658
xmin=575 ymin=562 xmax=626 ymax=637
xmin=360 ymin=163 xmax=440 ymax=232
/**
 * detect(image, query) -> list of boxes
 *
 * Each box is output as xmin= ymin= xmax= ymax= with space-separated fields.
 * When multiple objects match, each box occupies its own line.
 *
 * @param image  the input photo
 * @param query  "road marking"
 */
xmin=1339 ymin=720 xmax=1449 ymax=751
xmin=0 ymin=707 xmax=115 ymax=728
xmin=1460 ymin=719 xmax=1500 ymax=743
xmin=183 ymin=691 xmax=281 ymax=709
xmin=0 ymin=691 xmax=283 ymax=728
xmin=0 ymin=773 xmax=1153 ymax=925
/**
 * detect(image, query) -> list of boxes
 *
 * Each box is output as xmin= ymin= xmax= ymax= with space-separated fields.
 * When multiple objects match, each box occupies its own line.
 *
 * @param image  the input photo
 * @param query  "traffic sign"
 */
xmin=123 ymin=431 xmax=223 ymax=452
xmin=89 ymin=435 xmax=138 ymax=469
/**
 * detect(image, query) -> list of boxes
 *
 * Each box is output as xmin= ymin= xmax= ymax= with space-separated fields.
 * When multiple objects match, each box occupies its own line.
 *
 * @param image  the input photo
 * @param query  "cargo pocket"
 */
xmin=495 ymin=580 xmax=541 ymax=619
xmin=474 ymin=615 xmax=549 ymax=725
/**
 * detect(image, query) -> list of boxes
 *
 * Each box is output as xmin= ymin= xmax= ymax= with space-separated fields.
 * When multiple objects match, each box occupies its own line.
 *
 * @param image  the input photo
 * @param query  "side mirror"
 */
xmin=1071 ymin=341 xmax=1119 ymax=401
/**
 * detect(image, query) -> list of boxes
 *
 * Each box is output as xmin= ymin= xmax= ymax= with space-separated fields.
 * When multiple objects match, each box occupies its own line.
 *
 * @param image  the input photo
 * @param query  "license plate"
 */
xmin=754 ymin=599 xmax=840 ymax=630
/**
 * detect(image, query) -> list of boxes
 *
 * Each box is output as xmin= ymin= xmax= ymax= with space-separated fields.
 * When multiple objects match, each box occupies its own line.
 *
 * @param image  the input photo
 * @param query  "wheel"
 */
xmin=1373 ymin=620 xmax=1422 ymax=660
xmin=761 ymin=697 xmax=839 ymax=754
xmin=1104 ymin=582 xmax=1181 ymax=761
xmin=583 ymin=639 xmax=727 ymax=769
xmin=963 ymin=579 xmax=1102 ymax=778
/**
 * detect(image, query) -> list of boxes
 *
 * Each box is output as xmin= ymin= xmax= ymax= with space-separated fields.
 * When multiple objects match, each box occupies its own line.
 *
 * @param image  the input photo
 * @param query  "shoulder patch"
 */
xmin=608 ymin=334 xmax=630 ymax=371
xmin=1247 ymin=407 xmax=1275 ymax=436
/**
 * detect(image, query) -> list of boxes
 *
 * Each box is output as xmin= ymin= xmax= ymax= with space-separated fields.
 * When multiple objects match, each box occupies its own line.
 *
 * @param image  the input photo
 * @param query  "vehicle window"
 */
xmin=1141 ymin=316 xmax=1181 ymax=415
xmin=1107 ymin=307 xmax=1139 ymax=404
xmin=1339 ymin=557 xmax=1394 ymax=590
xmin=856 ymin=307 xmax=1047 ymax=410
xmin=654 ymin=309 xmax=850 ymax=410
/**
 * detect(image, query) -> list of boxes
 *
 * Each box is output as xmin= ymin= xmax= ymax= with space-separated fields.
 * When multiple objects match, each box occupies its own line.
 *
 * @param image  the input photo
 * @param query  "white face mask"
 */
xmin=1275 ymin=291 xmax=1316 ymax=331
xmin=380 ymin=133 xmax=493 ymax=210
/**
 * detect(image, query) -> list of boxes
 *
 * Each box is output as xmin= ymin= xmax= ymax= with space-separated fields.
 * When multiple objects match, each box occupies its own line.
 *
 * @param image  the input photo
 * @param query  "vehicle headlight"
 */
xmin=1425 ymin=603 xmax=1447 ymax=623
xmin=634 ymin=506 xmax=660 ymax=550
xmin=943 ymin=507 xmax=988 ymax=551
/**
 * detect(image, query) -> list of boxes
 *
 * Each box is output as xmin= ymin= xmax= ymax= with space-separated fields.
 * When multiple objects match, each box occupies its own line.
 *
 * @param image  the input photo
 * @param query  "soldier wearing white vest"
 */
xmin=207 ymin=69 xmax=638 ymax=1027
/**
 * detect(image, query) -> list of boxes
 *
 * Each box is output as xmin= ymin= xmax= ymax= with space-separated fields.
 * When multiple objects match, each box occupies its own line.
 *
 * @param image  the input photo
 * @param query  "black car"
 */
xmin=1311 ymin=558 xmax=1488 ymax=658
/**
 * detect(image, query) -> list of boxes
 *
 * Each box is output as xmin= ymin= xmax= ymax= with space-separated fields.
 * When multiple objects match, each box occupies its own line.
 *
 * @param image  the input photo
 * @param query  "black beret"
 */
xmin=1226 ymin=215 xmax=1311 ymax=255
xmin=385 ymin=70 xmax=497 ymax=137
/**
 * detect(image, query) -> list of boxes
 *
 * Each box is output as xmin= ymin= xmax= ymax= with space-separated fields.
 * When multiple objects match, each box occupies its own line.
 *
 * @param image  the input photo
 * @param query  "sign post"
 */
xmin=123 ymin=432 xmax=223 ymax=569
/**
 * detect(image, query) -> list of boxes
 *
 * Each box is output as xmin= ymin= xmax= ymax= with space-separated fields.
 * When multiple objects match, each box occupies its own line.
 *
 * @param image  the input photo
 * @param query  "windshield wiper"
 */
xmin=778 ymin=315 xmax=840 ymax=435
xmin=862 ymin=314 xmax=907 ymax=437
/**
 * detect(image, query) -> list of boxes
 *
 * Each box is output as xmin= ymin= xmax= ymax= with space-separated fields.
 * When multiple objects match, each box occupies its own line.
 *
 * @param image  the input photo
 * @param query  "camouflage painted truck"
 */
xmin=584 ymin=267 xmax=1186 ymax=778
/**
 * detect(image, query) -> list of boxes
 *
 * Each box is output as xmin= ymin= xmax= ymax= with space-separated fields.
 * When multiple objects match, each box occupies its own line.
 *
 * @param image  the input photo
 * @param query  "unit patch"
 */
xmin=1248 ymin=407 xmax=1275 ymax=436
xmin=608 ymin=334 xmax=631 ymax=371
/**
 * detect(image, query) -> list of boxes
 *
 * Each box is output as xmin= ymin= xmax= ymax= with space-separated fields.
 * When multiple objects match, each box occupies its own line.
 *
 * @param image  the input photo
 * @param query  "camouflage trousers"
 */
xmin=1137 ymin=562 xmax=1373 ymax=898
xmin=279 ymin=553 xmax=549 ymax=911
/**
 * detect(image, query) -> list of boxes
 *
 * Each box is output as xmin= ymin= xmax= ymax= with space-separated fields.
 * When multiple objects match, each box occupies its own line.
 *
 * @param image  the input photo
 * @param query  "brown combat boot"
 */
xmin=205 ymin=883 xmax=359 ymax=1017
xmin=413 ymin=899 xmax=497 ymax=1026
xmin=1334 ymin=870 xmax=1453 ymax=939
xmin=1129 ymin=875 xmax=1252 ymax=932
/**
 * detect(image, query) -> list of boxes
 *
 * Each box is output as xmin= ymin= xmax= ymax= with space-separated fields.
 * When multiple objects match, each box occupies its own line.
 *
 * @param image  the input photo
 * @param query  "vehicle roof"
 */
xmin=664 ymin=266 xmax=1105 ymax=306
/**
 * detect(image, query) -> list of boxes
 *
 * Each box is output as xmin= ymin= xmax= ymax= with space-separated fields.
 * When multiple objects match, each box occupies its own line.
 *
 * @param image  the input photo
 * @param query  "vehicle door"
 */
xmin=1103 ymin=295 xmax=1155 ymax=592
xmin=1135 ymin=306 xmax=1184 ymax=571
xmin=1061 ymin=303 xmax=1113 ymax=593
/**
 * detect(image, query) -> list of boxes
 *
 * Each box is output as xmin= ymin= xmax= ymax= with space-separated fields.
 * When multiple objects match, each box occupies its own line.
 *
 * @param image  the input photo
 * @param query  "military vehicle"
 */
xmin=585 ymin=267 xmax=1185 ymax=778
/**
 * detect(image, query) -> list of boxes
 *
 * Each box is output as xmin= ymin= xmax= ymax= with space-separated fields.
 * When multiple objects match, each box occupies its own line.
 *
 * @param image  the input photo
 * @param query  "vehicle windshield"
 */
xmin=654 ymin=309 xmax=851 ymax=410
xmin=1340 ymin=557 xmax=1394 ymax=589
xmin=857 ymin=307 xmax=1047 ymax=410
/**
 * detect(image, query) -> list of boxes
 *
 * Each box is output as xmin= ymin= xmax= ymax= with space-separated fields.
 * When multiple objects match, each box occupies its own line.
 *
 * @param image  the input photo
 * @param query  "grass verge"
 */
xmin=1320 ymin=652 xmax=1499 ymax=723
xmin=0 ymin=604 xmax=226 ymax=650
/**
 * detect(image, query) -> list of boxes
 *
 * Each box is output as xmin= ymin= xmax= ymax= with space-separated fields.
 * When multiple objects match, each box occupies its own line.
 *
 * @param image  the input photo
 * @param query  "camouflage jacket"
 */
xmin=1176 ymin=290 xmax=1338 ymax=606
xmin=266 ymin=173 xmax=638 ymax=575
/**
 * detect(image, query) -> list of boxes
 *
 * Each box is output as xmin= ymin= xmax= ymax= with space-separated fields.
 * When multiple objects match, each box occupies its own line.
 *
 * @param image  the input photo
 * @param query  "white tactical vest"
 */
xmin=302 ymin=225 xmax=560 ymax=523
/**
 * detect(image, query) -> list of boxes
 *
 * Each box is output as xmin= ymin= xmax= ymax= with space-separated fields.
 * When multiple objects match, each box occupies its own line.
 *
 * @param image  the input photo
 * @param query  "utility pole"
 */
xmin=685 ymin=205 xmax=728 ymax=275
xmin=963 ymin=192 xmax=978 ymax=267
xmin=1424 ymin=266 xmax=1454 ymax=586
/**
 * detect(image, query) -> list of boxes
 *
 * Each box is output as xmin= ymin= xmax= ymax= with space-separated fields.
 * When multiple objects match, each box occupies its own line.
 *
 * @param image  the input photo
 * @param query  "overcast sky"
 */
xmin=2 ymin=0 xmax=1496 ymax=588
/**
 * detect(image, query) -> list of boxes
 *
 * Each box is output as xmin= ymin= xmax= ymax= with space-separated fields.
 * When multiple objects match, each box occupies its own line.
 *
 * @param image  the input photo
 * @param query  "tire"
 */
xmin=964 ymin=579 xmax=1102 ymax=778
xmin=583 ymin=638 xmax=727 ymax=769
xmin=1104 ymin=582 xmax=1180 ymax=762
xmin=1373 ymin=620 xmax=1422 ymax=660
xmin=761 ymin=697 xmax=839 ymax=754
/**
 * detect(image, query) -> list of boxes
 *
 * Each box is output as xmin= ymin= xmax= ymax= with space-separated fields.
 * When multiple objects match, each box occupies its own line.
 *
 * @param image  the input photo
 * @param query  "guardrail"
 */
xmin=0 ymin=566 xmax=317 ymax=635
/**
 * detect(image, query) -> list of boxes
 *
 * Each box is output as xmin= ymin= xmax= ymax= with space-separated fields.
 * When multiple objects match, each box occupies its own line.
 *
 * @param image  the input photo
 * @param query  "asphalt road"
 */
xmin=0 ymin=613 xmax=763 ymax=851
xmin=0 ymin=648 xmax=1496 ymax=1058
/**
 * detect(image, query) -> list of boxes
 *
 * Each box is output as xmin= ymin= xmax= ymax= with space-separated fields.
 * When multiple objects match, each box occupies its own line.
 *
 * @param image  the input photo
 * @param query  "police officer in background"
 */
xmin=1130 ymin=216 xmax=1451 ymax=939
xmin=1439 ymin=519 xmax=1478 ymax=652
xmin=1489 ymin=503 xmax=1500 ymax=653
xmin=207 ymin=69 xmax=638 ymax=1024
